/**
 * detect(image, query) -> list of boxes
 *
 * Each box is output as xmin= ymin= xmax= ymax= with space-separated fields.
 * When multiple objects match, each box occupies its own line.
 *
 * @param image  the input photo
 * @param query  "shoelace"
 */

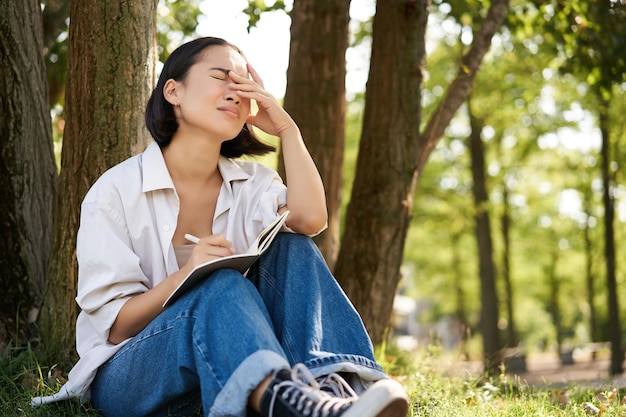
xmin=317 ymin=373 xmax=358 ymax=399
xmin=268 ymin=365 xmax=355 ymax=417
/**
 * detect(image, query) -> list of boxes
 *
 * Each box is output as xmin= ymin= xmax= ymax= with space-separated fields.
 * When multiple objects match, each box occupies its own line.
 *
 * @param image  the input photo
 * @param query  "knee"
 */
xmin=185 ymin=269 xmax=253 ymax=304
xmin=273 ymin=232 xmax=317 ymax=253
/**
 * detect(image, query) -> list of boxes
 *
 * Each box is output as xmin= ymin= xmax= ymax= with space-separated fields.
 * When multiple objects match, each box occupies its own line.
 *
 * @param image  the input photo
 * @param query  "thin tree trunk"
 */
xmin=0 ymin=0 xmax=57 ymax=346
xmin=467 ymin=106 xmax=501 ymax=374
xmin=598 ymin=96 xmax=622 ymax=375
xmin=545 ymin=249 xmax=561 ymax=356
xmin=38 ymin=0 xmax=157 ymax=360
xmin=281 ymin=0 xmax=351 ymax=269
xmin=451 ymin=231 xmax=469 ymax=358
xmin=582 ymin=191 xmax=597 ymax=344
xmin=501 ymin=184 xmax=517 ymax=347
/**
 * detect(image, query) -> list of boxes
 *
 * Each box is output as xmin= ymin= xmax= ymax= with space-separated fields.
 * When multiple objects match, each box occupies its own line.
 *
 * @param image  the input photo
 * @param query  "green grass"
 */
xmin=2 ymin=340 xmax=625 ymax=416
xmin=0 ymin=342 xmax=99 ymax=416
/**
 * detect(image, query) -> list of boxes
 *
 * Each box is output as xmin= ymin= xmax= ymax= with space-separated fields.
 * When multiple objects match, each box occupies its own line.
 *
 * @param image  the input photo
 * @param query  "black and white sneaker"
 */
xmin=261 ymin=364 xmax=408 ymax=417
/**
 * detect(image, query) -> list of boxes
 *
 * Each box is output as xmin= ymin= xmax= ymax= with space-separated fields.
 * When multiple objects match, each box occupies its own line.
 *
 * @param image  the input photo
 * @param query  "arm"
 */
xmin=231 ymin=66 xmax=328 ymax=235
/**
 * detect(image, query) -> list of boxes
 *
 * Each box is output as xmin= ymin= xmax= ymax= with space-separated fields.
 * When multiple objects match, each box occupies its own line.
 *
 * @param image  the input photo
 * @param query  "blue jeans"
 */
xmin=91 ymin=233 xmax=386 ymax=417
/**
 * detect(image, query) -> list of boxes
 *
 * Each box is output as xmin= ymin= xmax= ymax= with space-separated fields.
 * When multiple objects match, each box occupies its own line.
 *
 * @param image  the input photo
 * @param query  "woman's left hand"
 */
xmin=229 ymin=64 xmax=297 ymax=137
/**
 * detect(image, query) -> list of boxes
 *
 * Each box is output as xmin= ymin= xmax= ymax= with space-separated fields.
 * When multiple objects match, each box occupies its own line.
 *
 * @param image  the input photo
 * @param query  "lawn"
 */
xmin=2 ymin=341 xmax=624 ymax=416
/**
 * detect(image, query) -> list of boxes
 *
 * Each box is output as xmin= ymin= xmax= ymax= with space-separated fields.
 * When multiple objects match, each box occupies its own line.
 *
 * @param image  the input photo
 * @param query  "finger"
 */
xmin=246 ymin=63 xmax=265 ymax=89
xmin=198 ymin=234 xmax=233 ymax=249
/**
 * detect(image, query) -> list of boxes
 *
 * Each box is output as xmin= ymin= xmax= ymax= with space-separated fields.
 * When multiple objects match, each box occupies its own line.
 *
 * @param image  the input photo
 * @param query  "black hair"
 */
xmin=145 ymin=37 xmax=275 ymax=158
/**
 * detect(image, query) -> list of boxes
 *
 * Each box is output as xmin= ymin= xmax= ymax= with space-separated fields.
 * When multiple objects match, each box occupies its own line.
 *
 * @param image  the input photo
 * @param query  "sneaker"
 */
xmin=318 ymin=373 xmax=359 ymax=398
xmin=261 ymin=364 xmax=409 ymax=417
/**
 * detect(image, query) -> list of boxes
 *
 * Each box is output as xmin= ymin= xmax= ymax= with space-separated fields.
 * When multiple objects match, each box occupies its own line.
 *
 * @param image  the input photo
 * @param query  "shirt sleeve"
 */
xmin=75 ymin=180 xmax=150 ymax=343
xmin=251 ymin=173 xmax=288 ymax=230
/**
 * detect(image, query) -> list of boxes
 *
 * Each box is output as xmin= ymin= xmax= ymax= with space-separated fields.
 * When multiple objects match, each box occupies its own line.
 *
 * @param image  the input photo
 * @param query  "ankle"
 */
xmin=259 ymin=369 xmax=292 ymax=415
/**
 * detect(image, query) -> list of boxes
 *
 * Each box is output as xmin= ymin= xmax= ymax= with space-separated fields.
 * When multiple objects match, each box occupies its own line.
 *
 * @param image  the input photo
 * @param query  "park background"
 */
xmin=1 ymin=0 xmax=626 ymax=415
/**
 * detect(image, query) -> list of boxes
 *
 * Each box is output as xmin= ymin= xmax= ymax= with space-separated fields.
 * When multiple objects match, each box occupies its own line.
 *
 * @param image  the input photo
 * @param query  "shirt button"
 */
xmin=163 ymin=225 xmax=170 ymax=232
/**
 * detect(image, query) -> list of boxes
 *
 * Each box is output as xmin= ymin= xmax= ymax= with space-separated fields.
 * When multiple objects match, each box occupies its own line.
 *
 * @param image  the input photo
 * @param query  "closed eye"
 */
xmin=211 ymin=76 xmax=227 ymax=81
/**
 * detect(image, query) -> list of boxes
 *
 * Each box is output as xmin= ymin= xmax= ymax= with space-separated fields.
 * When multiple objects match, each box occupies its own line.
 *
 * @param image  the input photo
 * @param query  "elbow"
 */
xmin=289 ymin=211 xmax=328 ymax=236
xmin=107 ymin=329 xmax=125 ymax=345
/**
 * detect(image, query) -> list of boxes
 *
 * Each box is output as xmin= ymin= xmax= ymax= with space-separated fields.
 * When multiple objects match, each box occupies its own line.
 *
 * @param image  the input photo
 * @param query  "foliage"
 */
xmin=399 ymin=0 xmax=626 ymax=359
xmin=242 ymin=0 xmax=288 ymax=32
xmin=156 ymin=0 xmax=203 ymax=62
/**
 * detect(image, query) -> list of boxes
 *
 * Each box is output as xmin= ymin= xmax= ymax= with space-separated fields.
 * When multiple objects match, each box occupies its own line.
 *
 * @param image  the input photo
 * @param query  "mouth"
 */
xmin=218 ymin=106 xmax=240 ymax=119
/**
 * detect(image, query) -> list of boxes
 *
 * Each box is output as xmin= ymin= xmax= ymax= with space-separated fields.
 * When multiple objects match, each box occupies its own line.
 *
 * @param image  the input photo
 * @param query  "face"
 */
xmin=166 ymin=45 xmax=250 ymax=142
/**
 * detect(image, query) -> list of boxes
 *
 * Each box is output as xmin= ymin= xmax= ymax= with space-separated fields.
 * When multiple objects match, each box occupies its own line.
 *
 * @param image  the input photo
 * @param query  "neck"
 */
xmin=163 ymin=134 xmax=222 ymax=183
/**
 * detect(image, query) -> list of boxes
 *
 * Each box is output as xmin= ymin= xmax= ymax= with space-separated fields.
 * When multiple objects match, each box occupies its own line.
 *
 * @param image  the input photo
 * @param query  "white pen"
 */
xmin=184 ymin=233 xmax=200 ymax=244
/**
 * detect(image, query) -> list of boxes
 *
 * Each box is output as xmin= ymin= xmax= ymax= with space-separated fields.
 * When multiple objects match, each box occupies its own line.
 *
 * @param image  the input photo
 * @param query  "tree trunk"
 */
xmin=467 ymin=106 xmax=501 ymax=374
xmin=598 ymin=96 xmax=622 ymax=375
xmin=451 ymin=231 xmax=469 ymax=357
xmin=0 ymin=0 xmax=58 ymax=347
xmin=281 ymin=0 xmax=351 ymax=269
xmin=38 ymin=0 xmax=158 ymax=359
xmin=582 ymin=189 xmax=597 ymax=343
xmin=335 ymin=0 xmax=509 ymax=343
xmin=501 ymin=183 xmax=517 ymax=347
xmin=334 ymin=0 xmax=427 ymax=342
xmin=545 ymin=248 xmax=562 ymax=355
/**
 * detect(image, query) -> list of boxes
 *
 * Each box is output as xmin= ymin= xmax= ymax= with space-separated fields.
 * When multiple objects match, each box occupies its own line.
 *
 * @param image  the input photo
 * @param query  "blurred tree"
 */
xmin=467 ymin=99 xmax=502 ymax=372
xmin=536 ymin=0 xmax=626 ymax=375
xmin=42 ymin=0 xmax=70 ymax=108
xmin=0 ymin=0 xmax=58 ymax=347
xmin=38 ymin=0 xmax=158 ymax=359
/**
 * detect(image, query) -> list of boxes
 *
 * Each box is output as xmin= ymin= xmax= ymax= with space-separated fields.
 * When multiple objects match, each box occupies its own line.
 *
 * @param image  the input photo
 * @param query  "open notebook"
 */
xmin=163 ymin=210 xmax=289 ymax=307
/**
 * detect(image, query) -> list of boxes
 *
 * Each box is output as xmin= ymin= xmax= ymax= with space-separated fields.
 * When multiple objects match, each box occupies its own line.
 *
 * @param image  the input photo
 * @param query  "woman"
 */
xmin=33 ymin=37 xmax=408 ymax=417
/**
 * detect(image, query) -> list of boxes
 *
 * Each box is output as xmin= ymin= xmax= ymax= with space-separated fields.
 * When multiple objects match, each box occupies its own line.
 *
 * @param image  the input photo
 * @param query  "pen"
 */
xmin=184 ymin=233 xmax=200 ymax=244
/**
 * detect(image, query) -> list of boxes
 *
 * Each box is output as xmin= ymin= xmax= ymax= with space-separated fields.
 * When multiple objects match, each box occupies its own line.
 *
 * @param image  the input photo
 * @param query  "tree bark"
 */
xmin=38 ymin=0 xmax=158 ymax=359
xmin=282 ymin=0 xmax=351 ymax=269
xmin=0 ymin=0 xmax=58 ymax=347
xmin=468 ymin=106 xmax=501 ymax=374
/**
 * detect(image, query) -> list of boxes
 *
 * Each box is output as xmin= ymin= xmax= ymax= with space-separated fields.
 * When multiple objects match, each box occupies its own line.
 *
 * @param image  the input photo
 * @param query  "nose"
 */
xmin=225 ymin=88 xmax=240 ymax=105
xmin=226 ymin=96 xmax=240 ymax=105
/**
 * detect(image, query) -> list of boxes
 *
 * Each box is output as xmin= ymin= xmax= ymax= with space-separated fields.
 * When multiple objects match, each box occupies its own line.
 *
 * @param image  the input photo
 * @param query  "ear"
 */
xmin=163 ymin=78 xmax=180 ymax=106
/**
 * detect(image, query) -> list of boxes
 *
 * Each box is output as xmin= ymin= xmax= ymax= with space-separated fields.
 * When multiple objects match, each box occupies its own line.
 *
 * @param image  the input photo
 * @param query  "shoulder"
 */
xmin=82 ymin=153 xmax=144 ymax=205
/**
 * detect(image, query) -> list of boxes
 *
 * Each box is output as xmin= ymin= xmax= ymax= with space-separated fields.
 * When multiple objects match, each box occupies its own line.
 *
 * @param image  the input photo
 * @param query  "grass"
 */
xmin=2 ymin=340 xmax=625 ymax=416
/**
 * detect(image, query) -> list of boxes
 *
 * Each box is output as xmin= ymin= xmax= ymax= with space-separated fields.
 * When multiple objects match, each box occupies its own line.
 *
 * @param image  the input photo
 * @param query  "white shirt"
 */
xmin=33 ymin=141 xmax=290 ymax=404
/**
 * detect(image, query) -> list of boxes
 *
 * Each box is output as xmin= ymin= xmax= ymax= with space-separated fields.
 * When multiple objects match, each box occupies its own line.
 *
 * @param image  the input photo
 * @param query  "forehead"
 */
xmin=195 ymin=45 xmax=248 ymax=76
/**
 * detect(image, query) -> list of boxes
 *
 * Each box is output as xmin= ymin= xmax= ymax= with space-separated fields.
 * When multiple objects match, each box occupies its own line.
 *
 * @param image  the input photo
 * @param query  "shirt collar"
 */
xmin=141 ymin=141 xmax=175 ymax=193
xmin=214 ymin=156 xmax=252 ymax=218
xmin=142 ymin=141 xmax=253 ymax=191
xmin=217 ymin=156 xmax=252 ymax=184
